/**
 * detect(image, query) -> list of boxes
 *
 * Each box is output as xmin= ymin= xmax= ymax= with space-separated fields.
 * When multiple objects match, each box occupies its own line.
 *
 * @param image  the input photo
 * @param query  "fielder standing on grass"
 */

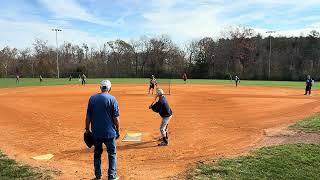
xmin=81 ymin=73 xmax=87 ymax=85
xmin=235 ymin=75 xmax=240 ymax=87
xmin=182 ymin=72 xmax=188 ymax=84
xmin=85 ymin=80 xmax=120 ymax=180
xmin=149 ymin=88 xmax=173 ymax=146
xmin=304 ymin=75 xmax=313 ymax=96
xmin=16 ymin=74 xmax=20 ymax=84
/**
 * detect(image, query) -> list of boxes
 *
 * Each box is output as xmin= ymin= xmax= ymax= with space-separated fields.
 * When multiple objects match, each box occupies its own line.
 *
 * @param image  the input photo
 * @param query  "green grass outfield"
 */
xmin=290 ymin=113 xmax=320 ymax=132
xmin=188 ymin=144 xmax=320 ymax=180
xmin=0 ymin=78 xmax=315 ymax=89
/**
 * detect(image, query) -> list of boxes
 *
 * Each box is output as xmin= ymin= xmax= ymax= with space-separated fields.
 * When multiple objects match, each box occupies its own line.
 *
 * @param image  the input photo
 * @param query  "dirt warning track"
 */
xmin=0 ymin=84 xmax=319 ymax=179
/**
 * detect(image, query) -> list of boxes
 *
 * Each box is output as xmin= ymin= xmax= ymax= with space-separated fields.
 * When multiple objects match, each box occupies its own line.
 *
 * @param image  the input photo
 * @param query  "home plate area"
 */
xmin=122 ymin=132 xmax=143 ymax=142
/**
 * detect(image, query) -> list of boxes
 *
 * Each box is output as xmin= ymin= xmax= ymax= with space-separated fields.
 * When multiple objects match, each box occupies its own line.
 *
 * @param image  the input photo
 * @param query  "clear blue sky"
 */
xmin=0 ymin=0 xmax=319 ymax=48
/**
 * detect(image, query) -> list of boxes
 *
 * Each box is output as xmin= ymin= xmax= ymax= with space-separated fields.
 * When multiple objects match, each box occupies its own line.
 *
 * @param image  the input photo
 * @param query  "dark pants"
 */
xmin=149 ymin=84 xmax=155 ymax=94
xmin=94 ymin=138 xmax=117 ymax=179
xmin=235 ymin=80 xmax=240 ymax=86
xmin=82 ymin=79 xmax=86 ymax=85
xmin=305 ymin=86 xmax=312 ymax=95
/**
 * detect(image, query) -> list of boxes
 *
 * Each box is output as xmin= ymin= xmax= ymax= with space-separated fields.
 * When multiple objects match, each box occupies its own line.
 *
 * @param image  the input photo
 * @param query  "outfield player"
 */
xmin=305 ymin=75 xmax=313 ymax=95
xmin=39 ymin=75 xmax=43 ymax=83
xmin=235 ymin=75 xmax=240 ymax=87
xmin=148 ymin=75 xmax=157 ymax=94
xmin=81 ymin=74 xmax=86 ymax=85
xmin=16 ymin=75 xmax=20 ymax=84
xmin=149 ymin=89 xmax=173 ymax=146
xmin=182 ymin=72 xmax=188 ymax=84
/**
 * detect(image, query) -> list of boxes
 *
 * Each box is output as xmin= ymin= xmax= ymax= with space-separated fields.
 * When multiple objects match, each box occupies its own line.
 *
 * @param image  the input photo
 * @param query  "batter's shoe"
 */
xmin=158 ymin=141 xmax=168 ymax=146
xmin=158 ymin=137 xmax=168 ymax=141
xmin=109 ymin=176 xmax=119 ymax=180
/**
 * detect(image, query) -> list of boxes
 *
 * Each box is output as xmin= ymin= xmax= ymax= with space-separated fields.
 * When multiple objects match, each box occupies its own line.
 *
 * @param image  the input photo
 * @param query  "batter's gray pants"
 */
xmin=160 ymin=115 xmax=172 ymax=138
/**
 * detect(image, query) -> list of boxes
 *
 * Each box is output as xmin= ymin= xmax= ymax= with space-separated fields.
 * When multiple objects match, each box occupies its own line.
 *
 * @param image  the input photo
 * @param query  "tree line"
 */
xmin=1 ymin=27 xmax=319 ymax=80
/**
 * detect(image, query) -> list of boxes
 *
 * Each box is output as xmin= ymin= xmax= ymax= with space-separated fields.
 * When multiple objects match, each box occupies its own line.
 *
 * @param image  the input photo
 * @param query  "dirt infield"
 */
xmin=0 ymin=84 xmax=320 ymax=179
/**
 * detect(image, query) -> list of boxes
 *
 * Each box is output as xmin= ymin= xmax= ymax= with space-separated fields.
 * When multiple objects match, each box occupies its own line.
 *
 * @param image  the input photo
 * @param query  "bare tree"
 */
xmin=0 ymin=46 xmax=18 ymax=77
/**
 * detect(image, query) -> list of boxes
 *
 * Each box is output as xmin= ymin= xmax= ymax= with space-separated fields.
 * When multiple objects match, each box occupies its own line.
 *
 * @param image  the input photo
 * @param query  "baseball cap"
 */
xmin=100 ymin=80 xmax=111 ymax=90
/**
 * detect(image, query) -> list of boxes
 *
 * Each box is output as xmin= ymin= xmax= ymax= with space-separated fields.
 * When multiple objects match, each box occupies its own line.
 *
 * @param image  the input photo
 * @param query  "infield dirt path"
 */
xmin=0 ymin=84 xmax=320 ymax=179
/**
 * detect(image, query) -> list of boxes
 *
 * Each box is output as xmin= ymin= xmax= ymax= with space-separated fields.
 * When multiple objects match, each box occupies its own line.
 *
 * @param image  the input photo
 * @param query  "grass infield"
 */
xmin=0 ymin=78 xmax=316 ymax=89
xmin=0 ymin=151 xmax=55 ymax=180
xmin=188 ymin=144 xmax=320 ymax=179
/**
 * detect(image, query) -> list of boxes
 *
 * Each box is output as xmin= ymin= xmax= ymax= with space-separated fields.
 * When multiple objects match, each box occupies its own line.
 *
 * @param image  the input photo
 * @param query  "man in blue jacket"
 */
xmin=85 ymin=80 xmax=120 ymax=180
xmin=149 ymin=88 xmax=173 ymax=146
xmin=305 ymin=75 xmax=313 ymax=96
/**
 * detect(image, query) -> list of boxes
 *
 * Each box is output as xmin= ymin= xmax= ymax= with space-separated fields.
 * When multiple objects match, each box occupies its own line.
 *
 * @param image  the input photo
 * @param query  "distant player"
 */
xmin=69 ymin=75 xmax=72 ymax=81
xmin=304 ymin=75 xmax=313 ymax=95
xmin=148 ymin=75 xmax=157 ymax=94
xmin=39 ymin=75 xmax=43 ymax=83
xmin=81 ymin=74 xmax=86 ymax=85
xmin=16 ymin=75 xmax=20 ymax=84
xmin=235 ymin=75 xmax=240 ymax=87
xmin=182 ymin=72 xmax=188 ymax=84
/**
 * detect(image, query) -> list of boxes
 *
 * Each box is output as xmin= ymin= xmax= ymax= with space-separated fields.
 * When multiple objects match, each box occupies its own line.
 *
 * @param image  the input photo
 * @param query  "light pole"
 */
xmin=266 ymin=31 xmax=276 ymax=80
xmin=52 ymin=28 xmax=62 ymax=78
xmin=211 ymin=54 xmax=215 ymax=79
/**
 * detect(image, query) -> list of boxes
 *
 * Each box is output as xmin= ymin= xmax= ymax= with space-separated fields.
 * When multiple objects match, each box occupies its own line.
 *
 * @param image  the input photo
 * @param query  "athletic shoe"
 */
xmin=110 ymin=176 xmax=119 ymax=180
xmin=158 ymin=136 xmax=168 ymax=141
xmin=158 ymin=141 xmax=168 ymax=146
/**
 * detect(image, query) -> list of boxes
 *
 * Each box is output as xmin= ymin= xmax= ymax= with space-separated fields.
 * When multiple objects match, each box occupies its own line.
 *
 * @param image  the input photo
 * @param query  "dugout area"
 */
xmin=0 ymin=84 xmax=319 ymax=179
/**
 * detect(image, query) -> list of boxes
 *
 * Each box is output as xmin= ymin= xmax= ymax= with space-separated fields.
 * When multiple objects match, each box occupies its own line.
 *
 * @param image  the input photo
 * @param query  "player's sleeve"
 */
xmin=86 ymin=96 xmax=94 ymax=120
xmin=112 ymin=98 xmax=120 ymax=117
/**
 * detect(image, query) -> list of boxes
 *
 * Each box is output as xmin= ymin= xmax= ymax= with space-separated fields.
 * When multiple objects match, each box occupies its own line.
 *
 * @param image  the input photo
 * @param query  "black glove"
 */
xmin=84 ymin=131 xmax=94 ymax=148
xmin=151 ymin=101 xmax=161 ymax=113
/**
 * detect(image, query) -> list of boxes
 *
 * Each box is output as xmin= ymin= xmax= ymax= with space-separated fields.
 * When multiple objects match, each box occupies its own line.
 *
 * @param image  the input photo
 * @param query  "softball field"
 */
xmin=0 ymin=84 xmax=319 ymax=179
